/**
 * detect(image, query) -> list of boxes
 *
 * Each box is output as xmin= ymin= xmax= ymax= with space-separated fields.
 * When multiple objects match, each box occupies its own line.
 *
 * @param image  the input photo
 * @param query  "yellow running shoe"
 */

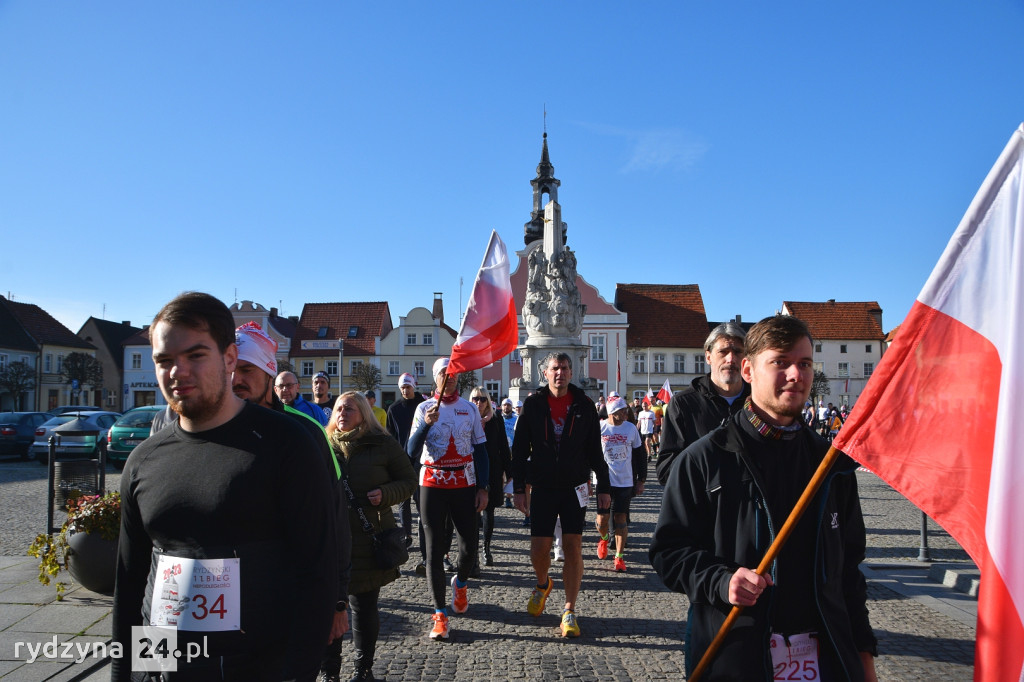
xmin=560 ymin=610 xmax=580 ymax=638
xmin=526 ymin=577 xmax=553 ymax=616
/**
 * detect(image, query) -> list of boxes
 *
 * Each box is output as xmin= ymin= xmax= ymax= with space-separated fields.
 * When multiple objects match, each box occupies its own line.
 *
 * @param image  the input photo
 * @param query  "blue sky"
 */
xmin=2 ymin=2 xmax=1023 ymax=337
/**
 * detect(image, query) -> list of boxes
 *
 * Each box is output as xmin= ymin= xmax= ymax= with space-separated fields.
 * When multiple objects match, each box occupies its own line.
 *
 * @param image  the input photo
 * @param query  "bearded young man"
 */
xmin=112 ymin=292 xmax=338 ymax=682
xmin=649 ymin=315 xmax=877 ymax=681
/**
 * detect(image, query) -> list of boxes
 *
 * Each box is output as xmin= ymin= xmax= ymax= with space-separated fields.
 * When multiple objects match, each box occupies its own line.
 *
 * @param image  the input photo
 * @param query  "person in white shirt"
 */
xmin=594 ymin=397 xmax=646 ymax=572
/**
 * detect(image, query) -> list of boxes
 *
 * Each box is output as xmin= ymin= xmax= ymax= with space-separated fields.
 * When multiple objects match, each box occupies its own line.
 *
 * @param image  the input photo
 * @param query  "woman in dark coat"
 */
xmin=469 ymin=387 xmax=512 ymax=568
xmin=324 ymin=391 xmax=416 ymax=682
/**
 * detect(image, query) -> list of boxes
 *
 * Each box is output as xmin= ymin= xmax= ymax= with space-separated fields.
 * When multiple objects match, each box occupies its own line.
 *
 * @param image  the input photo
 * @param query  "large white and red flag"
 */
xmin=447 ymin=230 xmax=519 ymax=375
xmin=657 ymin=379 xmax=672 ymax=404
xmin=834 ymin=124 xmax=1024 ymax=682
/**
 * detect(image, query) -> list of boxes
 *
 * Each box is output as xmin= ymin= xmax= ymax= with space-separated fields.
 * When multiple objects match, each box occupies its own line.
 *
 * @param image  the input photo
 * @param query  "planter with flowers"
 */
xmin=28 ymin=491 xmax=121 ymax=599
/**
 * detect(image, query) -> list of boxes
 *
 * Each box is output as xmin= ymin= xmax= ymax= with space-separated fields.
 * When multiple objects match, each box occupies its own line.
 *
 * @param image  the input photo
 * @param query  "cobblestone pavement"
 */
xmin=0 ymin=456 xmax=977 ymax=680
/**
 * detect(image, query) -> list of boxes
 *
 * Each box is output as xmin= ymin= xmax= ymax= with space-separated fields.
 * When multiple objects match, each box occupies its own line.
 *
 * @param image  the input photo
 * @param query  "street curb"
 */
xmin=928 ymin=563 xmax=980 ymax=598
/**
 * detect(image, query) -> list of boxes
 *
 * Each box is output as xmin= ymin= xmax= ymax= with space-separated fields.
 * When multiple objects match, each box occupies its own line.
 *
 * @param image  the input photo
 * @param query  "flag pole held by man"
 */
xmin=834 ymin=123 xmax=1024 ymax=682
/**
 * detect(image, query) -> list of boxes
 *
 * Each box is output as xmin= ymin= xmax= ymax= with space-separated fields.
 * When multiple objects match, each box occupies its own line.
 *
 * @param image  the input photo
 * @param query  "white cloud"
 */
xmin=577 ymin=122 xmax=710 ymax=174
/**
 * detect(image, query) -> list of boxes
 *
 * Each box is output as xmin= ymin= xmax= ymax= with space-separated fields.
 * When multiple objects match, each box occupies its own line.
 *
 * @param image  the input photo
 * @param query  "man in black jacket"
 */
xmin=512 ymin=352 xmax=610 ymax=638
xmin=649 ymin=315 xmax=877 ymax=681
xmin=656 ymin=321 xmax=751 ymax=485
xmin=387 ymin=373 xmax=426 ymax=561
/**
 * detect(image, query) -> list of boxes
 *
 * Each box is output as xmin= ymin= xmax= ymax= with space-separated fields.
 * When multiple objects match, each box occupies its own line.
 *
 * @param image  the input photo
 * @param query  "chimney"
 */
xmin=735 ymin=314 xmax=742 ymax=324
xmin=432 ymin=292 xmax=444 ymax=323
xmin=868 ymin=306 xmax=883 ymax=332
xmin=270 ymin=307 xmax=278 ymax=317
xmin=827 ymin=298 xmax=836 ymax=304
xmin=122 ymin=321 xmax=131 ymax=326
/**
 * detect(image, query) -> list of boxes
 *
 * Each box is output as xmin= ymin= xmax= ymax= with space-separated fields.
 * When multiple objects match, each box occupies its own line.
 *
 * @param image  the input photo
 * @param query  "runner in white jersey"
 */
xmin=594 ymin=397 xmax=647 ymax=572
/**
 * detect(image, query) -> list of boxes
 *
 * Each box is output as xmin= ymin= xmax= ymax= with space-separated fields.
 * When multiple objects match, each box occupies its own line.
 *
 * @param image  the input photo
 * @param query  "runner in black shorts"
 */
xmin=594 ymin=397 xmax=646 ymax=572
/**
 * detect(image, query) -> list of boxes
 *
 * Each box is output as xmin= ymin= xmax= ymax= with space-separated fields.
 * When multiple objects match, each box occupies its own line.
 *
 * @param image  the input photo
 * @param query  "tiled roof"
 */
xmin=782 ymin=301 xmax=884 ymax=340
xmin=885 ymin=324 xmax=900 ymax=343
xmin=268 ymin=314 xmax=296 ymax=339
xmin=2 ymin=297 xmax=94 ymax=350
xmin=79 ymin=317 xmax=144 ymax=370
xmin=123 ymin=328 xmax=151 ymax=346
xmin=292 ymin=302 xmax=393 ymax=357
xmin=0 ymin=297 xmax=38 ymax=352
xmin=614 ymin=284 xmax=708 ymax=348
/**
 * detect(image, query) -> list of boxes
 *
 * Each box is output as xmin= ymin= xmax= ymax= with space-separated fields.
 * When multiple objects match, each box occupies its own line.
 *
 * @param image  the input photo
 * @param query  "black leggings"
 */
xmin=421 ymin=485 xmax=478 ymax=610
xmin=350 ymin=588 xmax=381 ymax=670
xmin=481 ymin=507 xmax=496 ymax=547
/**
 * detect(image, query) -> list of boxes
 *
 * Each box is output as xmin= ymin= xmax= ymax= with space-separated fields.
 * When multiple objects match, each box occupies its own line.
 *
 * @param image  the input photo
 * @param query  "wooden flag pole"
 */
xmin=688 ymin=444 xmax=842 ymax=682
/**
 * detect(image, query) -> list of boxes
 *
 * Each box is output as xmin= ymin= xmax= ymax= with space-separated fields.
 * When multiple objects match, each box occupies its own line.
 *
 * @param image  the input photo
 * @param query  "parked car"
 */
xmin=0 ymin=412 xmax=50 ymax=459
xmin=106 ymin=406 xmax=163 ymax=469
xmin=32 ymin=411 xmax=121 ymax=464
xmin=47 ymin=405 xmax=118 ymax=417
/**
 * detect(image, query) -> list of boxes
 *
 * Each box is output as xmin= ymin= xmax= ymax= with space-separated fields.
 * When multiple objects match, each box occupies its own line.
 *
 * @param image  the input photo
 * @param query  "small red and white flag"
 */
xmin=447 ymin=231 xmax=519 ymax=375
xmin=656 ymin=379 xmax=672 ymax=404
xmin=834 ymin=124 xmax=1024 ymax=682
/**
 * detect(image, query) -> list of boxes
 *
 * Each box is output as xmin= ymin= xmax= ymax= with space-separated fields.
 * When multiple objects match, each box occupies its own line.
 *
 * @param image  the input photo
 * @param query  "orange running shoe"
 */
xmin=597 ymin=538 xmax=609 ymax=560
xmin=428 ymin=612 xmax=449 ymax=640
xmin=450 ymin=576 xmax=468 ymax=614
xmin=613 ymin=556 xmax=627 ymax=572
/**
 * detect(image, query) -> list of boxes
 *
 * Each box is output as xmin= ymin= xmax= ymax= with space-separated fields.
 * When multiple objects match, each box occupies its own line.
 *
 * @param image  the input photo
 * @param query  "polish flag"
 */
xmin=656 ymin=379 xmax=672 ymax=404
xmin=834 ymin=124 xmax=1024 ymax=682
xmin=447 ymin=231 xmax=519 ymax=375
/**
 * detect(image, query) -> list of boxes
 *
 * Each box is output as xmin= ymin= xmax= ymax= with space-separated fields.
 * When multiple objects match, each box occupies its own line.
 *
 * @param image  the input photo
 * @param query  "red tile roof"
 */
xmin=782 ymin=301 xmax=884 ymax=340
xmin=292 ymin=302 xmax=393 ymax=357
xmin=614 ymin=284 xmax=708 ymax=348
xmin=2 ymin=297 xmax=94 ymax=350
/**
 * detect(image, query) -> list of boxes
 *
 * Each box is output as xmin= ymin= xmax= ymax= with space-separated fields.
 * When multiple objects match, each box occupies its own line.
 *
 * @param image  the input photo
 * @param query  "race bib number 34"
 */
xmin=150 ymin=556 xmax=240 ymax=631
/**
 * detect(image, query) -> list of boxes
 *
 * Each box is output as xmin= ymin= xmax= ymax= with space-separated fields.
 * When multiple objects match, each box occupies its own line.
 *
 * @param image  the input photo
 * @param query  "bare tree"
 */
xmin=0 ymin=361 xmax=36 ymax=410
xmin=60 ymin=353 xmax=104 ymax=404
xmin=455 ymin=371 xmax=478 ymax=397
xmin=350 ymin=362 xmax=382 ymax=392
xmin=811 ymin=370 xmax=831 ymax=406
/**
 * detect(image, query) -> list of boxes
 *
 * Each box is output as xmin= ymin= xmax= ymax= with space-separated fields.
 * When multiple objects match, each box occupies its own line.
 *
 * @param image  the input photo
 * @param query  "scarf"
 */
xmin=743 ymin=396 xmax=803 ymax=441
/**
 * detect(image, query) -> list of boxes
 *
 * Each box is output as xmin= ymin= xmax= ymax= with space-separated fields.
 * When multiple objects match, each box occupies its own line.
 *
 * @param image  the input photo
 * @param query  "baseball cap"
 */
xmin=235 ymin=322 xmax=278 ymax=378
xmin=432 ymin=357 xmax=450 ymax=377
xmin=398 ymin=373 xmax=417 ymax=388
xmin=515 ymin=400 xmax=523 ymax=408
xmin=607 ymin=397 xmax=627 ymax=414
xmin=501 ymin=398 xmax=513 ymax=406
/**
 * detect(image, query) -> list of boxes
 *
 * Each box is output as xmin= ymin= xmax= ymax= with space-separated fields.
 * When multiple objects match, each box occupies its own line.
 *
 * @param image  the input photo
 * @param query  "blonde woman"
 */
xmin=324 ymin=391 xmax=415 ymax=682
xmin=469 ymin=386 xmax=512 ymax=569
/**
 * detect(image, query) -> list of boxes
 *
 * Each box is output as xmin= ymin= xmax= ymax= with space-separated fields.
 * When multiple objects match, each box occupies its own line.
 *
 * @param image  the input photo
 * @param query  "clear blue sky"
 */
xmin=3 ymin=2 xmax=1023 ymax=337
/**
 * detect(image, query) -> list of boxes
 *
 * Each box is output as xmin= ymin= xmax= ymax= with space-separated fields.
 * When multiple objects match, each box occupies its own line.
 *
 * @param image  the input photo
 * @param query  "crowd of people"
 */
xmin=112 ymin=291 xmax=877 ymax=682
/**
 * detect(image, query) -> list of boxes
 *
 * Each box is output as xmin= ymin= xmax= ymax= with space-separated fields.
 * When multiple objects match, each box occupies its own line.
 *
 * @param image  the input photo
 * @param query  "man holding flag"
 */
xmin=650 ymin=315 xmax=877 ymax=680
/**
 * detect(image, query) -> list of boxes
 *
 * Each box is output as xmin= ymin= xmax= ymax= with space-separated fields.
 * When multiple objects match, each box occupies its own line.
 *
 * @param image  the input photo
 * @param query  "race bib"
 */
xmin=574 ymin=482 xmax=589 ymax=508
xmin=150 ymin=556 xmax=241 ymax=632
xmin=770 ymin=632 xmax=819 ymax=681
xmin=465 ymin=461 xmax=477 ymax=486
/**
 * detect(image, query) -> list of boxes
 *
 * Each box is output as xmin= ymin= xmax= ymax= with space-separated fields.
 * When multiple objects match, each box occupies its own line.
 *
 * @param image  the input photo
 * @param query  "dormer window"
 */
xmin=348 ymin=326 xmax=358 ymax=338
xmin=317 ymin=326 xmax=328 ymax=339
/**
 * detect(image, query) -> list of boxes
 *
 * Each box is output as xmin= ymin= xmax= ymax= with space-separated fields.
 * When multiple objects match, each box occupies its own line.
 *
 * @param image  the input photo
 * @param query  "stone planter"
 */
xmin=66 ymin=531 xmax=118 ymax=594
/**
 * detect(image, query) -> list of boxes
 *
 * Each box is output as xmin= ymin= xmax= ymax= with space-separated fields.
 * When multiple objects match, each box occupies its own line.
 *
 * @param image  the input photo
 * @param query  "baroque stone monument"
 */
xmin=509 ymin=134 xmax=593 ymax=402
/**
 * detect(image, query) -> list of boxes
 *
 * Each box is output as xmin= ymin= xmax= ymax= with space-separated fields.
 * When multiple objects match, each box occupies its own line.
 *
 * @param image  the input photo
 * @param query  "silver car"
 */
xmin=32 ymin=411 xmax=121 ymax=463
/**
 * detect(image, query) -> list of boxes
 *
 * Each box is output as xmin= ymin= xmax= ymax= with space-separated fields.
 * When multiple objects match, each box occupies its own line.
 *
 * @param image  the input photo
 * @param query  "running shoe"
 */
xmin=451 ymin=576 xmax=469 ymax=614
xmin=428 ymin=612 xmax=449 ymax=640
xmin=526 ymin=577 xmax=553 ymax=616
xmin=613 ymin=556 xmax=627 ymax=572
xmin=596 ymin=538 xmax=609 ymax=560
xmin=560 ymin=610 xmax=581 ymax=638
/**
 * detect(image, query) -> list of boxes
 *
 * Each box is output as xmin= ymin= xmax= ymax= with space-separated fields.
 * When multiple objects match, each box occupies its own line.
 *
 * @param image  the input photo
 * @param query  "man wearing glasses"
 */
xmin=274 ymin=371 xmax=329 ymax=427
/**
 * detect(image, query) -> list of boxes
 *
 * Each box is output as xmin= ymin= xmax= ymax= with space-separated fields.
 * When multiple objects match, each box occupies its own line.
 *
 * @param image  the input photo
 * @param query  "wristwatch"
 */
xmin=336 ymin=600 xmax=349 ymax=612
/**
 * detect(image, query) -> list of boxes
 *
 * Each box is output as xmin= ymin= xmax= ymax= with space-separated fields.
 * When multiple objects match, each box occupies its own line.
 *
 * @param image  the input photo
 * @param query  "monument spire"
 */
xmin=524 ymin=129 xmax=567 ymax=247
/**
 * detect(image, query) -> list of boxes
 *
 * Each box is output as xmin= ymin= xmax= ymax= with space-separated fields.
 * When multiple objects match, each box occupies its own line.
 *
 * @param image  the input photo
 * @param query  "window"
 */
xmin=485 ymin=381 xmax=500 ymax=402
xmin=815 ymin=343 xmax=822 ymax=353
xmin=423 ymin=332 xmax=433 ymax=346
xmin=301 ymin=361 xmax=314 ymax=376
xmin=511 ymin=333 xmax=527 ymax=364
xmin=814 ymin=361 xmax=824 ymax=373
xmin=325 ymin=360 xmax=338 ymax=376
xmin=865 ymin=344 xmax=873 ymax=353
xmin=589 ymin=335 xmax=606 ymax=362
xmin=388 ymin=361 xmax=400 ymax=375
xmin=0 ymin=354 xmax=6 ymax=371
xmin=653 ymin=353 xmax=665 ymax=373
xmin=633 ymin=355 xmax=646 ymax=374
xmin=317 ymin=326 xmax=328 ymax=339
xmin=57 ymin=354 xmax=64 ymax=373
xmin=837 ymin=362 xmax=849 ymax=377
xmin=864 ymin=362 xmax=874 ymax=377
xmin=674 ymin=354 xmax=686 ymax=373
xmin=633 ymin=390 xmax=646 ymax=401
xmin=131 ymin=353 xmax=142 ymax=370
xmin=840 ymin=344 xmax=847 ymax=353
xmin=348 ymin=326 xmax=358 ymax=338
xmin=45 ymin=354 xmax=52 ymax=372
xmin=413 ymin=361 xmax=425 ymax=377
xmin=407 ymin=333 xmax=417 ymax=345
xmin=350 ymin=360 xmax=363 ymax=375
xmin=694 ymin=354 xmax=706 ymax=374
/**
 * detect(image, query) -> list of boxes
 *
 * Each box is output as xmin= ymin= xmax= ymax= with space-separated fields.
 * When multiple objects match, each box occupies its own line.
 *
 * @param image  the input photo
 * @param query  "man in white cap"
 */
xmin=387 ymin=373 xmax=426 ymax=561
xmin=594 ymin=396 xmax=646 ymax=572
xmin=407 ymin=357 xmax=489 ymax=641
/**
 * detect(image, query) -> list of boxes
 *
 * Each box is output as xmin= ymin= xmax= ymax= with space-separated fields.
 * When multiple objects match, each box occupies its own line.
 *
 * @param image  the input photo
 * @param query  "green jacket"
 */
xmin=334 ymin=431 xmax=416 ymax=595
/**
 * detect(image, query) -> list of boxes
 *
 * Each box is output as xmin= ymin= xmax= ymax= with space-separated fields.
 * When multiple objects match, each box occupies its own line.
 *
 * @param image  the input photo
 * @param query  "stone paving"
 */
xmin=0 ymin=455 xmax=979 ymax=680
